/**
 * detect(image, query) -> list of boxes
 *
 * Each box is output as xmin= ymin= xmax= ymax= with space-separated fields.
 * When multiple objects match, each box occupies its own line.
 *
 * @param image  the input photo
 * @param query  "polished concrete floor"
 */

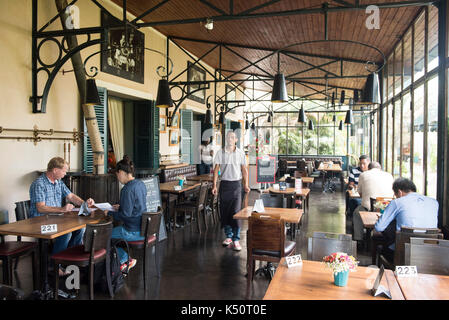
xmin=5 ymin=181 xmax=372 ymax=300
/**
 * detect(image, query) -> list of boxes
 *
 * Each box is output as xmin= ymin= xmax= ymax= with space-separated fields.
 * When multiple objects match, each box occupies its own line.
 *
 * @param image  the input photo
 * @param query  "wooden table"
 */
xmin=318 ymin=163 xmax=343 ymax=172
xmin=0 ymin=210 xmax=105 ymax=299
xmin=233 ymin=206 xmax=302 ymax=224
xmin=395 ymin=273 xmax=449 ymax=300
xmin=263 ymin=259 xmax=404 ymax=300
xmin=278 ymin=176 xmax=314 ymax=186
xmin=187 ymin=174 xmax=214 ymax=182
xmin=268 ymin=187 xmax=310 ymax=214
xmin=360 ymin=211 xmax=380 ymax=229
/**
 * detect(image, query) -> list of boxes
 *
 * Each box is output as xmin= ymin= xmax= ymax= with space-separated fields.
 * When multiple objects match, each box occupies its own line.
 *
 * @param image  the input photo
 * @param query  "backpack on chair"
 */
xmin=94 ymin=238 xmax=130 ymax=295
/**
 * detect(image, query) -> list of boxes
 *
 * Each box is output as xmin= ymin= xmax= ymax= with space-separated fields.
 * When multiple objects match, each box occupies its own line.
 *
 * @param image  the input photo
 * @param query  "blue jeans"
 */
xmin=224 ymin=225 xmax=241 ymax=242
xmin=52 ymin=229 xmax=85 ymax=255
xmin=198 ymin=163 xmax=211 ymax=175
xmin=349 ymin=198 xmax=362 ymax=216
xmin=111 ymin=226 xmax=144 ymax=264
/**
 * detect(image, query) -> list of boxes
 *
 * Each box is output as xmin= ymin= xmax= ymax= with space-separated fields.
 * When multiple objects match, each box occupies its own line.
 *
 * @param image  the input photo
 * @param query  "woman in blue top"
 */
xmin=108 ymin=155 xmax=147 ymax=272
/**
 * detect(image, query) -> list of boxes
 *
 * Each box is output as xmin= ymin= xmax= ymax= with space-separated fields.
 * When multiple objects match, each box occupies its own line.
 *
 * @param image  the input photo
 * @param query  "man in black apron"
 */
xmin=212 ymin=131 xmax=250 ymax=251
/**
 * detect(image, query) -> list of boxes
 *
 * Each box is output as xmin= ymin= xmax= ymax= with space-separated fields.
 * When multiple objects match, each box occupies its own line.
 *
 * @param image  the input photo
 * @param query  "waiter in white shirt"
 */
xmin=212 ymin=131 xmax=250 ymax=252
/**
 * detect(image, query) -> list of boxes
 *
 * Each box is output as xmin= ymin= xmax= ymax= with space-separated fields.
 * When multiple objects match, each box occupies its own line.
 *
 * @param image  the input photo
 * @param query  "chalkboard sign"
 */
xmin=256 ymin=156 xmax=276 ymax=183
xmin=139 ymin=176 xmax=167 ymax=241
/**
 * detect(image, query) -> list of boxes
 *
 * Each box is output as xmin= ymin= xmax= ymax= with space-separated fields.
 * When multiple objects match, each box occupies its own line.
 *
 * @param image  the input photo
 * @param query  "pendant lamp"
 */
xmin=251 ymin=122 xmax=256 ymax=130
xmin=340 ymin=90 xmax=345 ymax=104
xmin=361 ymin=72 xmax=381 ymax=104
xmin=271 ymin=73 xmax=288 ymax=103
xmin=338 ymin=120 xmax=343 ymax=130
xmin=204 ymin=108 xmax=212 ymax=125
xmin=245 ymin=117 xmax=249 ymax=130
xmin=156 ymin=79 xmax=173 ymax=108
xmin=267 ymin=112 xmax=272 ymax=123
xmin=297 ymin=104 xmax=306 ymax=123
xmin=344 ymin=109 xmax=354 ymax=124
xmin=332 ymin=114 xmax=337 ymax=122
xmin=85 ymin=78 xmax=101 ymax=106
xmin=308 ymin=119 xmax=314 ymax=130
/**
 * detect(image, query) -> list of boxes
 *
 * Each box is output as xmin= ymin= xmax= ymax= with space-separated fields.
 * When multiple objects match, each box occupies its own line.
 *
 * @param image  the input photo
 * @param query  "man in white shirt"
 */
xmin=352 ymin=161 xmax=394 ymax=242
xmin=212 ymin=131 xmax=250 ymax=252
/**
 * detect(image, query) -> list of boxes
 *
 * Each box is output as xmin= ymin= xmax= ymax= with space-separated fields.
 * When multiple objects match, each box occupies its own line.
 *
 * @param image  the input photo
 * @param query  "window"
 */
xmin=413 ymin=84 xmax=425 ymax=193
xmin=335 ymin=113 xmax=347 ymax=156
xmin=394 ymin=43 xmax=403 ymax=95
xmin=402 ymin=92 xmax=412 ymax=178
xmin=393 ymin=100 xmax=401 ymax=178
xmin=388 ymin=103 xmax=394 ymax=174
xmin=372 ymin=111 xmax=378 ymax=162
xmin=427 ymin=76 xmax=438 ymax=198
xmin=304 ymin=113 xmax=317 ymax=155
xmin=403 ymin=30 xmax=412 ymax=89
xmin=381 ymin=106 xmax=387 ymax=169
xmin=428 ymin=5 xmax=439 ymax=71
xmin=414 ymin=13 xmax=425 ymax=80
xmin=387 ymin=55 xmax=394 ymax=100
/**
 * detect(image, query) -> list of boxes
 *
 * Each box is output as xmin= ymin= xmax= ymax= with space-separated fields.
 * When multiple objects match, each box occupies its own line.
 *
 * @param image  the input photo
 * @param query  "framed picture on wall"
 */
xmin=187 ymin=61 xmax=206 ymax=104
xmin=170 ymin=112 xmax=180 ymax=128
xmin=100 ymin=10 xmax=145 ymax=83
xmin=226 ymin=84 xmax=236 ymax=114
xmin=169 ymin=129 xmax=179 ymax=146
xmin=159 ymin=115 xmax=166 ymax=133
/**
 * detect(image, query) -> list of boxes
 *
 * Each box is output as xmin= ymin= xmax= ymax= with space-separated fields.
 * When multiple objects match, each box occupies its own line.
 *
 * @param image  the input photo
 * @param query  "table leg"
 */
xmin=30 ymin=239 xmax=52 ymax=300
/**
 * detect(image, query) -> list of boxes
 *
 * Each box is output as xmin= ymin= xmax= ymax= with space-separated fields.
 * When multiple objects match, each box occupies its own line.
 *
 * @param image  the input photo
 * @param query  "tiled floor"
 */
xmin=5 ymin=182 xmax=372 ymax=300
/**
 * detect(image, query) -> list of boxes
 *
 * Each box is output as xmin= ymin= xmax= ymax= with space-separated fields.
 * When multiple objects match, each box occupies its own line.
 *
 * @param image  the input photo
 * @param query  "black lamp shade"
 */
xmin=332 ymin=114 xmax=337 ymax=122
xmin=271 ymin=73 xmax=288 ymax=103
xmin=362 ymin=72 xmax=380 ymax=104
xmin=297 ymin=106 xmax=306 ymax=123
xmin=267 ymin=113 xmax=272 ymax=123
xmin=338 ymin=120 xmax=343 ymax=130
xmin=251 ymin=122 xmax=256 ymax=130
xmin=156 ymin=79 xmax=173 ymax=108
xmin=218 ymin=112 xmax=225 ymax=124
xmin=354 ymin=89 xmax=360 ymax=103
xmin=340 ymin=90 xmax=345 ymax=104
xmin=204 ymin=109 xmax=212 ymax=125
xmin=308 ymin=120 xmax=314 ymax=130
xmin=245 ymin=118 xmax=249 ymax=130
xmin=331 ymin=92 xmax=335 ymax=107
xmin=344 ymin=109 xmax=354 ymax=124
xmin=85 ymin=78 xmax=101 ymax=106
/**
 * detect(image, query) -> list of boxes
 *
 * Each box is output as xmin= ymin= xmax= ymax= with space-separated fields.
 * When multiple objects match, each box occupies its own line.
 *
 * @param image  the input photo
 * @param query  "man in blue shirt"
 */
xmin=30 ymin=157 xmax=95 ymax=260
xmin=374 ymin=178 xmax=438 ymax=262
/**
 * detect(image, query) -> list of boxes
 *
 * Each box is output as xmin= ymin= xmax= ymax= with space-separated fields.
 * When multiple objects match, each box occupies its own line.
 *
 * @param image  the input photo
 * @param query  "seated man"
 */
xmin=30 ymin=157 xmax=95 ymax=258
xmin=352 ymin=161 xmax=394 ymax=243
xmin=374 ymin=178 xmax=438 ymax=262
xmin=347 ymin=155 xmax=370 ymax=216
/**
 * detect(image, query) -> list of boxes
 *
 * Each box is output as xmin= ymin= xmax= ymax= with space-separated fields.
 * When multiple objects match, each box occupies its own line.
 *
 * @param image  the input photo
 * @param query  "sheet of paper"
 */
xmin=94 ymin=202 xmax=116 ymax=212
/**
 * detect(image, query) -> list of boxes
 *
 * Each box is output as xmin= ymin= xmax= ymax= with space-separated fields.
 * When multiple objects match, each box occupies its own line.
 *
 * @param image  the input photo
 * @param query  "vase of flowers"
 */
xmin=373 ymin=200 xmax=390 ymax=213
xmin=323 ymin=252 xmax=359 ymax=287
xmin=176 ymin=175 xmax=186 ymax=187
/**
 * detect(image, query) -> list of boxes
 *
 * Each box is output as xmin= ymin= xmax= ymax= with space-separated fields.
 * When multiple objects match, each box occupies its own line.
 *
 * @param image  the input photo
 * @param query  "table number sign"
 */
xmin=41 ymin=224 xmax=57 ymax=234
xmin=395 ymin=266 xmax=418 ymax=278
xmin=371 ymin=265 xmax=392 ymax=299
xmin=285 ymin=254 xmax=302 ymax=268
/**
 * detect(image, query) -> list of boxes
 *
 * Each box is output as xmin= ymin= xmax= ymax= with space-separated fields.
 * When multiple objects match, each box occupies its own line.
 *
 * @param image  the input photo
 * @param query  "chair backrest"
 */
xmin=296 ymin=160 xmax=306 ymax=171
xmin=141 ymin=208 xmax=162 ymax=240
xmin=260 ymin=193 xmax=284 ymax=208
xmin=294 ymin=170 xmax=307 ymax=178
xmin=394 ymin=226 xmax=443 ymax=266
xmin=15 ymin=200 xmax=31 ymax=221
xmin=308 ymin=232 xmax=357 ymax=261
xmin=405 ymin=238 xmax=449 ymax=275
xmin=248 ymin=213 xmax=285 ymax=254
xmin=0 ymin=210 xmax=9 ymax=226
xmin=278 ymin=159 xmax=287 ymax=170
xmin=84 ymin=216 xmax=113 ymax=253
xmin=196 ymin=182 xmax=209 ymax=208
xmin=0 ymin=285 xmax=24 ymax=300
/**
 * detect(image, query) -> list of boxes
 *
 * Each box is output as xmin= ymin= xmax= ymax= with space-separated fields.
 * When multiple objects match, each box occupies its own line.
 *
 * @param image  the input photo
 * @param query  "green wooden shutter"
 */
xmin=133 ymin=100 xmax=159 ymax=169
xmin=180 ymin=109 xmax=193 ymax=164
xmin=83 ymin=87 xmax=108 ymax=173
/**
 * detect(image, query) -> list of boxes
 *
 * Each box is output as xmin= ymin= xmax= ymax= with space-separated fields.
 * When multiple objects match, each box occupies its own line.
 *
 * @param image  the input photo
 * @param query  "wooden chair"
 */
xmin=405 ymin=238 xmax=449 ymax=275
xmin=173 ymin=182 xmax=209 ymax=233
xmin=127 ymin=209 xmax=162 ymax=292
xmin=0 ymin=210 xmax=38 ymax=289
xmin=246 ymin=213 xmax=296 ymax=299
xmin=307 ymin=232 xmax=357 ymax=261
xmin=0 ymin=284 xmax=25 ymax=300
xmin=377 ymin=226 xmax=443 ymax=270
xmin=206 ymin=179 xmax=221 ymax=224
xmin=51 ymin=217 xmax=113 ymax=300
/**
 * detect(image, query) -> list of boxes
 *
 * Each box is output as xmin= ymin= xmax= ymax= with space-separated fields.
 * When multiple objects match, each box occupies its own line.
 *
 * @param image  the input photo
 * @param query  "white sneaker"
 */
xmin=222 ymin=238 xmax=232 ymax=246
xmin=232 ymin=241 xmax=242 ymax=251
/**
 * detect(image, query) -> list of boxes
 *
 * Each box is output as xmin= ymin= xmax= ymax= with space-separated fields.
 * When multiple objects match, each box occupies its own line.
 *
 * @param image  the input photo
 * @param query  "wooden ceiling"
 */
xmin=111 ymin=0 xmax=424 ymax=101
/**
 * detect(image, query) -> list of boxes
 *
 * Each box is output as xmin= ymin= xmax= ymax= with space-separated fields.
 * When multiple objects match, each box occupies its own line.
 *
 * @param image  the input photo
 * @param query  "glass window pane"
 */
xmin=414 ymin=13 xmax=425 ymax=80
xmin=413 ymin=84 xmax=425 ymax=193
xmin=388 ymin=55 xmax=394 ymax=100
xmin=372 ymin=111 xmax=378 ymax=162
xmin=335 ymin=113 xmax=347 ymax=156
xmin=274 ymin=127 xmax=287 ymax=155
xmin=383 ymin=66 xmax=388 ymax=102
xmin=304 ymin=113 xmax=317 ymax=155
xmin=388 ymin=103 xmax=394 ymax=174
xmin=394 ymin=44 xmax=402 ymax=95
xmin=402 ymin=93 xmax=411 ymax=178
xmin=393 ymin=100 xmax=401 ymax=178
xmin=428 ymin=5 xmax=439 ymax=71
xmin=427 ymin=76 xmax=438 ymax=198
xmin=273 ymin=113 xmax=287 ymax=126
xmin=287 ymin=127 xmax=303 ymax=155
xmin=403 ymin=30 xmax=412 ymax=88
xmin=382 ymin=106 xmax=387 ymax=169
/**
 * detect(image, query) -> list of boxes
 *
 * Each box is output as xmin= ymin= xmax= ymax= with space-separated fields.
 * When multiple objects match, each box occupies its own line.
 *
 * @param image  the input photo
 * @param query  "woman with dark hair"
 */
xmin=107 ymin=155 xmax=147 ymax=272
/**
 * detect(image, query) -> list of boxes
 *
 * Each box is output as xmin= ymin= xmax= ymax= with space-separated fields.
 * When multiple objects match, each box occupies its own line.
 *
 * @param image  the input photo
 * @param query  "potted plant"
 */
xmin=323 ymin=252 xmax=359 ymax=287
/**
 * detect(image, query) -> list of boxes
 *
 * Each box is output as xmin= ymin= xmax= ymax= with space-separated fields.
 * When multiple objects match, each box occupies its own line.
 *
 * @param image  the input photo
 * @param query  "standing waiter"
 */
xmin=212 ymin=130 xmax=250 ymax=252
